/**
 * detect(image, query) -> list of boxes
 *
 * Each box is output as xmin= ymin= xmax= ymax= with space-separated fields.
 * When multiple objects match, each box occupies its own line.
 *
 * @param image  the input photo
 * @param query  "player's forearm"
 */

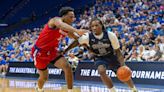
xmin=52 ymin=18 xmax=78 ymax=33
xmin=115 ymin=49 xmax=125 ymax=66
xmin=68 ymin=32 xmax=79 ymax=40
xmin=63 ymin=40 xmax=79 ymax=54
xmin=57 ymin=22 xmax=78 ymax=33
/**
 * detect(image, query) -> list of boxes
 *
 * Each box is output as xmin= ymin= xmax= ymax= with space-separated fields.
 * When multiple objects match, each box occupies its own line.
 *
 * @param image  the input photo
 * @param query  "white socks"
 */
xmin=108 ymin=87 xmax=116 ymax=92
xmin=38 ymin=88 xmax=44 ymax=92
xmin=130 ymin=86 xmax=138 ymax=92
xmin=35 ymin=86 xmax=44 ymax=92
xmin=107 ymin=86 xmax=137 ymax=92
xmin=68 ymin=89 xmax=73 ymax=92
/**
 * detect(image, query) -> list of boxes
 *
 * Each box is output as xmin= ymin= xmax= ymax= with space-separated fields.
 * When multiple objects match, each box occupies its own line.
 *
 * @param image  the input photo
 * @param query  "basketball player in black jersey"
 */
xmin=64 ymin=18 xmax=138 ymax=92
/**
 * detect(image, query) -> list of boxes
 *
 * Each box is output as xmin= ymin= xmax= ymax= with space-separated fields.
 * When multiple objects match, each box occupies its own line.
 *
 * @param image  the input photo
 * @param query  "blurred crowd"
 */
xmin=74 ymin=0 xmax=164 ymax=62
xmin=0 ymin=29 xmax=40 ymax=75
xmin=0 ymin=0 xmax=164 ymax=75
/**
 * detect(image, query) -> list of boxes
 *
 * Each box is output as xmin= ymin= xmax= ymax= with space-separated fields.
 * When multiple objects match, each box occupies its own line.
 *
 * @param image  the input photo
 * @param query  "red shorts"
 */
xmin=31 ymin=46 xmax=61 ymax=70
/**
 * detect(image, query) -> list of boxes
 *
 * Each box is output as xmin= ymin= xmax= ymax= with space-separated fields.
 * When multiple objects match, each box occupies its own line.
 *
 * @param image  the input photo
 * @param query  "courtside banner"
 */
xmin=75 ymin=61 xmax=164 ymax=85
xmin=6 ymin=62 xmax=65 ymax=79
xmin=6 ymin=62 xmax=164 ymax=85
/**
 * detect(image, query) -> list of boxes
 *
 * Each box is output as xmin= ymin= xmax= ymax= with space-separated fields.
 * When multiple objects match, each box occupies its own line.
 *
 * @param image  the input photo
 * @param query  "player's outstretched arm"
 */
xmin=62 ymin=40 xmax=79 ymax=54
xmin=63 ymin=32 xmax=89 ymax=54
xmin=48 ymin=17 xmax=86 ymax=36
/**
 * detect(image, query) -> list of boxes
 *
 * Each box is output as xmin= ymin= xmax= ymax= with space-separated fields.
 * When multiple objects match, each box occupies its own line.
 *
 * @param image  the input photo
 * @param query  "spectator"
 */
xmin=0 ymin=0 xmax=163 ymax=63
xmin=24 ymin=53 xmax=33 ymax=62
xmin=0 ymin=56 xmax=7 ymax=75
xmin=9 ymin=54 xmax=19 ymax=62
xmin=128 ymin=50 xmax=143 ymax=62
xmin=137 ymin=45 xmax=145 ymax=61
xmin=149 ymin=45 xmax=163 ymax=61
xmin=142 ymin=45 xmax=156 ymax=61
xmin=121 ymin=45 xmax=130 ymax=61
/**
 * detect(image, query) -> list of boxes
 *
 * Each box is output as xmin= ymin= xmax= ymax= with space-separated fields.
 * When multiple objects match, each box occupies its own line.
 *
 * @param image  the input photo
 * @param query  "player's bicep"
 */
xmin=48 ymin=17 xmax=62 ymax=28
xmin=108 ymin=32 xmax=120 ymax=49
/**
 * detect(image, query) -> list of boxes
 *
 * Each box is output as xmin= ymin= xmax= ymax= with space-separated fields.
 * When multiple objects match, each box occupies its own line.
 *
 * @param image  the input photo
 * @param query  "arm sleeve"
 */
xmin=108 ymin=31 xmax=120 ymax=49
xmin=78 ymin=33 xmax=89 ymax=46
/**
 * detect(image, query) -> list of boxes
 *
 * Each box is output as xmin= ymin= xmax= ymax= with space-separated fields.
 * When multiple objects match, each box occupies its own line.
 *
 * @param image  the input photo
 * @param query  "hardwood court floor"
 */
xmin=0 ymin=77 xmax=164 ymax=92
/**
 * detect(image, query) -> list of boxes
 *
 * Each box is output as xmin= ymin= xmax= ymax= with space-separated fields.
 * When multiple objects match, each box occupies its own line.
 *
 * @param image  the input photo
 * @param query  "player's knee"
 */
xmin=44 ymin=76 xmax=48 ymax=81
xmin=63 ymin=63 xmax=71 ymax=71
xmin=98 ymin=69 xmax=106 ymax=75
xmin=98 ymin=65 xmax=106 ymax=75
xmin=39 ymin=76 xmax=48 ymax=82
xmin=2 ymin=65 xmax=5 ymax=68
xmin=39 ymin=73 xmax=48 ymax=82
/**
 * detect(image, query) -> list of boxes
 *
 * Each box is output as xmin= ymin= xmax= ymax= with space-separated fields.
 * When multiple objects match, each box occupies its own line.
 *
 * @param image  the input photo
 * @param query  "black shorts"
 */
xmin=95 ymin=55 xmax=121 ymax=73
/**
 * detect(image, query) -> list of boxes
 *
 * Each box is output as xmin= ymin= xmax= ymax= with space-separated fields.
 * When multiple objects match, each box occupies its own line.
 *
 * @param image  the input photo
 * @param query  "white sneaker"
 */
xmin=131 ymin=88 xmax=138 ymax=92
xmin=68 ymin=89 xmax=73 ymax=92
xmin=35 ymin=87 xmax=44 ymax=92
xmin=1 ymin=72 xmax=6 ymax=77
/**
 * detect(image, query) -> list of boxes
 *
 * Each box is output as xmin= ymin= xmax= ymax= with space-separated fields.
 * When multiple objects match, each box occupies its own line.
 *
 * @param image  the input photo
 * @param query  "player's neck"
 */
xmin=94 ymin=32 xmax=103 ymax=36
xmin=93 ymin=32 xmax=104 ymax=39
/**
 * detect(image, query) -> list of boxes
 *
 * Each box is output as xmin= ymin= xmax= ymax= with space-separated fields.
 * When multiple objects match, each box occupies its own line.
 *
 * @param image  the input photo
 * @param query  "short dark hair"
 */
xmin=59 ymin=7 xmax=74 ymax=17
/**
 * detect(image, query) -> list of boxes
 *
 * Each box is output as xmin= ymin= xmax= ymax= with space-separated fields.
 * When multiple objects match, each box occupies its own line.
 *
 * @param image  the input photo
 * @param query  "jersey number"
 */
xmin=98 ymin=48 xmax=107 ymax=54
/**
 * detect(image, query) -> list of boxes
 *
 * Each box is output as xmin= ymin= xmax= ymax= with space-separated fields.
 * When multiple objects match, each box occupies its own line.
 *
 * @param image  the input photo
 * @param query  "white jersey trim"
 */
xmin=78 ymin=31 xmax=120 ymax=50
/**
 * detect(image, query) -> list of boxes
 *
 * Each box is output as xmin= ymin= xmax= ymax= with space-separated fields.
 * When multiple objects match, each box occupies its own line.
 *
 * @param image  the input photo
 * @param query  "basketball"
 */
xmin=117 ymin=66 xmax=132 ymax=82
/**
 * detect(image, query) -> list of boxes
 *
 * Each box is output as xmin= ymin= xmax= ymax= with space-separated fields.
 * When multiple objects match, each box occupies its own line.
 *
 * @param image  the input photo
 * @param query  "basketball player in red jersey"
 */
xmin=31 ymin=7 xmax=85 ymax=92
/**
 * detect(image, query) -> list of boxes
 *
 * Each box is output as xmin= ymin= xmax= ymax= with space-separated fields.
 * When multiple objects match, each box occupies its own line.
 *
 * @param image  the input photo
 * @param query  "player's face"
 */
xmin=64 ymin=11 xmax=76 ymax=25
xmin=90 ymin=20 xmax=103 ymax=35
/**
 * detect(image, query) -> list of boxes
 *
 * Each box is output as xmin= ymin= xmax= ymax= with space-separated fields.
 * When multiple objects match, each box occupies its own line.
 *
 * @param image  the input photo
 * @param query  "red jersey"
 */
xmin=35 ymin=24 xmax=67 ymax=51
xmin=31 ymin=24 xmax=69 ymax=69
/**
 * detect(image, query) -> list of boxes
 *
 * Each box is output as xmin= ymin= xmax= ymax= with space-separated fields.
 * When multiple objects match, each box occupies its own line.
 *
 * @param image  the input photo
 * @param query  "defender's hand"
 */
xmin=76 ymin=29 xmax=88 ymax=36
